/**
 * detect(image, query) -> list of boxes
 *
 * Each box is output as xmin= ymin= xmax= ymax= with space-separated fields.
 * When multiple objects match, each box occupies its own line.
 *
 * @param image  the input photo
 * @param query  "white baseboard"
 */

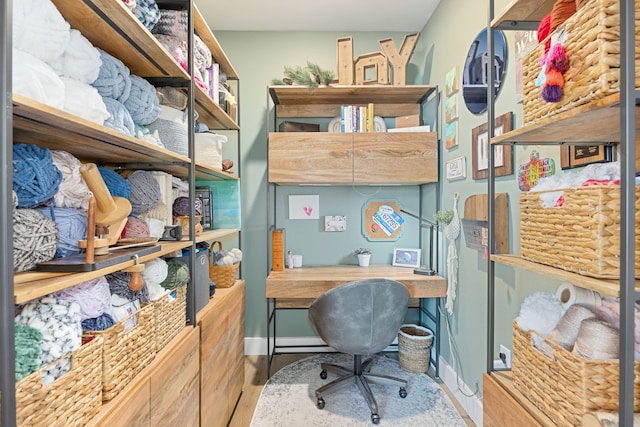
xmin=438 ymin=355 xmax=483 ymax=427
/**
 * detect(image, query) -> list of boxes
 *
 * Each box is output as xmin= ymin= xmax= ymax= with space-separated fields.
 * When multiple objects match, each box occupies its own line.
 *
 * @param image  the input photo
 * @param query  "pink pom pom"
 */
xmin=547 ymin=43 xmax=569 ymax=73
xmin=541 ymin=85 xmax=563 ymax=102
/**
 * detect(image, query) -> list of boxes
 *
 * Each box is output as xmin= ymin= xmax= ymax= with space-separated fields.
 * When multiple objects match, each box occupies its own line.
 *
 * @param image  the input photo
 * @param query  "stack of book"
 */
xmin=340 ymin=103 xmax=375 ymax=132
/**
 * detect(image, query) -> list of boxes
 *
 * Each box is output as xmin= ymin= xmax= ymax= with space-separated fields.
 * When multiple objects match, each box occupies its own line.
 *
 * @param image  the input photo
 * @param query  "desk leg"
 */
xmin=419 ymin=297 xmax=440 ymax=378
xmin=267 ymin=298 xmax=276 ymax=378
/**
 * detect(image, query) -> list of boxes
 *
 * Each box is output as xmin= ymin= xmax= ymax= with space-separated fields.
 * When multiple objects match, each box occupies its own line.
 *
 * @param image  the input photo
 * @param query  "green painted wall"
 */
xmin=214 ymin=1 xmax=564 ymax=398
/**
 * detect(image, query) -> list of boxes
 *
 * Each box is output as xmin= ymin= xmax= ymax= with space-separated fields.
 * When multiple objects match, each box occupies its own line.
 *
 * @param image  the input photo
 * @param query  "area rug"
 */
xmin=250 ymin=353 xmax=468 ymax=426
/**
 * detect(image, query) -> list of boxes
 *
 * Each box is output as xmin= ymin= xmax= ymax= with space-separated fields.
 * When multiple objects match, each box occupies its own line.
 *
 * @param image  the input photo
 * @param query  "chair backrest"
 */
xmin=308 ymin=278 xmax=410 ymax=356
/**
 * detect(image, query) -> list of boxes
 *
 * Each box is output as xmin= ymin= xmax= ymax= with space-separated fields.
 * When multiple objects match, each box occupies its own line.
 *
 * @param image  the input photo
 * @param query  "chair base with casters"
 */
xmin=314 ymin=354 xmax=408 ymax=424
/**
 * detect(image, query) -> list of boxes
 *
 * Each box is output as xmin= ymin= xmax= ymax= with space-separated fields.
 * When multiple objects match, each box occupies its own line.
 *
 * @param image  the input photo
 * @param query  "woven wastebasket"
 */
xmin=398 ymin=324 xmax=434 ymax=373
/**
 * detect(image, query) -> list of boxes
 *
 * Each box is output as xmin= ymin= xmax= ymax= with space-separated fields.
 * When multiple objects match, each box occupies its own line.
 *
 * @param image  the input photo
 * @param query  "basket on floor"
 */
xmin=83 ymin=303 xmax=156 ymax=401
xmin=209 ymin=241 xmax=240 ymax=288
xmin=398 ymin=324 xmax=434 ymax=373
xmin=16 ymin=334 xmax=104 ymax=426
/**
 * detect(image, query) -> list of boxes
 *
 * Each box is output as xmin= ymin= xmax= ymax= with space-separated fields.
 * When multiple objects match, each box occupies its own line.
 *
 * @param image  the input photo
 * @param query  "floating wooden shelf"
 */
xmin=491 ymin=0 xmax=556 ymax=28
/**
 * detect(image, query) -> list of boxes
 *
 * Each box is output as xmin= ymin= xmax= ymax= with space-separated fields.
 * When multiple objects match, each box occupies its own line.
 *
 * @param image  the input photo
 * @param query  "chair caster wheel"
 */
xmin=320 ymin=370 xmax=328 ymax=379
xmin=316 ymin=397 xmax=325 ymax=409
xmin=371 ymin=413 xmax=380 ymax=424
xmin=399 ymin=387 xmax=407 ymax=398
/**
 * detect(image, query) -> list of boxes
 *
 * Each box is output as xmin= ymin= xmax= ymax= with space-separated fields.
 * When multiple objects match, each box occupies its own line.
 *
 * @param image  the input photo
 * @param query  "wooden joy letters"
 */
xmin=336 ymin=33 xmax=419 ymax=86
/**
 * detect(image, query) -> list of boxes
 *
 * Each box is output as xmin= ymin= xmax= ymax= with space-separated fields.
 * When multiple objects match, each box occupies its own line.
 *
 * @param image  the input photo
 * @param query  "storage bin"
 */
xmin=147 ymin=105 xmax=188 ymax=157
xmin=512 ymin=321 xmax=640 ymax=426
xmin=83 ymin=303 xmax=156 ymax=401
xmin=143 ymin=285 xmax=187 ymax=352
xmin=209 ymin=241 xmax=240 ymax=288
xmin=520 ymin=185 xmax=640 ymax=278
xmin=16 ymin=335 xmax=103 ymax=427
xmin=397 ymin=324 xmax=433 ymax=373
xmin=521 ymin=0 xmax=640 ymax=125
xmin=195 ymin=131 xmax=227 ymax=169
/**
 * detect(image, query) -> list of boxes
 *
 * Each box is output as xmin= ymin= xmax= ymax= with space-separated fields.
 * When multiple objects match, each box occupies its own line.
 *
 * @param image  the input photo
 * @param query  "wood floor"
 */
xmin=228 ymin=354 xmax=477 ymax=427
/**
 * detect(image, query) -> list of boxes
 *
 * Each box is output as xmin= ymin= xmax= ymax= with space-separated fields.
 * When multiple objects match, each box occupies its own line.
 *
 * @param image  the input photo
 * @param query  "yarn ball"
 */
xmin=38 ymin=207 xmax=87 ymax=259
xmin=81 ymin=313 xmax=115 ymax=332
xmin=142 ymin=257 xmax=169 ymax=285
xmin=123 ymin=75 xmax=161 ymax=125
xmin=52 ymin=276 xmax=111 ymax=321
xmin=161 ymin=259 xmax=190 ymax=290
xmin=140 ymin=201 xmax=169 ymax=223
xmin=132 ymin=0 xmax=160 ymax=30
xmin=103 ymin=97 xmax=136 ymax=136
xmin=98 ymin=167 xmax=131 ymax=199
xmin=123 ymin=216 xmax=151 ymax=238
xmin=13 ymin=144 xmax=62 ymax=208
xmin=13 ymin=208 xmax=57 ymax=272
xmin=106 ymin=271 xmax=150 ymax=303
xmin=172 ymin=196 xmax=203 ymax=217
xmin=541 ymin=84 xmax=563 ymax=102
xmin=91 ymin=49 xmax=131 ymax=103
xmin=537 ymin=14 xmax=551 ymax=43
xmin=144 ymin=218 xmax=166 ymax=239
xmin=550 ymin=0 xmax=577 ymax=34
xmin=127 ymin=170 xmax=162 ymax=214
xmin=156 ymin=86 xmax=188 ymax=110
xmin=50 ymin=150 xmax=91 ymax=210
xmin=14 ymin=323 xmax=43 ymax=381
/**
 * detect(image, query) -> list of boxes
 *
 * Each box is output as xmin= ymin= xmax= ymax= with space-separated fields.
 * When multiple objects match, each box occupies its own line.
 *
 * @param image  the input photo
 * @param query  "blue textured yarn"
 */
xmin=132 ymin=0 xmax=160 ymax=31
xmin=103 ymin=97 xmax=135 ymax=136
xmin=82 ymin=313 xmax=115 ymax=332
xmin=123 ymin=75 xmax=160 ymax=125
xmin=98 ymin=167 xmax=131 ymax=199
xmin=91 ymin=49 xmax=131 ymax=103
xmin=127 ymin=170 xmax=162 ymax=215
xmin=38 ymin=207 xmax=87 ymax=258
xmin=13 ymin=144 xmax=62 ymax=208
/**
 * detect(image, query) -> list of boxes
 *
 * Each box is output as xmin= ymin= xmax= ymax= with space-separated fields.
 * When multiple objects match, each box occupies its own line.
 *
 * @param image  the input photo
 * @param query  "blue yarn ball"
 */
xmin=98 ymin=167 xmax=131 ymax=199
xmin=132 ymin=0 xmax=160 ymax=31
xmin=92 ymin=49 xmax=131 ymax=103
xmin=124 ymin=75 xmax=160 ymax=125
xmin=103 ymin=97 xmax=135 ymax=136
xmin=38 ymin=207 xmax=87 ymax=259
xmin=13 ymin=144 xmax=62 ymax=208
xmin=82 ymin=313 xmax=115 ymax=332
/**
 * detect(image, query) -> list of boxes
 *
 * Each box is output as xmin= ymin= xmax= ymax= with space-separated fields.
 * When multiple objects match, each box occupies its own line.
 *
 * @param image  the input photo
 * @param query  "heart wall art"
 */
xmin=288 ymin=195 xmax=320 ymax=220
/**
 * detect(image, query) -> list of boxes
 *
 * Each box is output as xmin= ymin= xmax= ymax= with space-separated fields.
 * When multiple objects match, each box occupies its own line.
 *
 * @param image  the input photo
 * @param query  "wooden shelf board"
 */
xmin=14 ymin=241 xmax=191 ymax=304
xmin=491 ymin=94 xmax=632 ymax=145
xmin=491 ymin=0 xmax=556 ymax=28
xmin=51 ymin=0 xmax=188 ymax=79
xmin=268 ymin=85 xmax=437 ymax=106
xmin=13 ymin=94 xmax=191 ymax=167
xmin=490 ymin=253 xmax=640 ymax=297
xmin=194 ymin=5 xmax=238 ymax=79
xmin=196 ymin=228 xmax=240 ymax=243
xmin=194 ymin=85 xmax=239 ymax=130
xmin=488 ymin=371 xmax=557 ymax=427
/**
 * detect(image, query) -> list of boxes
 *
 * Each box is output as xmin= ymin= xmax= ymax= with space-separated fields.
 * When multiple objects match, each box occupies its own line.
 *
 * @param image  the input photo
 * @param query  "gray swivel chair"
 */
xmin=308 ymin=278 xmax=410 ymax=424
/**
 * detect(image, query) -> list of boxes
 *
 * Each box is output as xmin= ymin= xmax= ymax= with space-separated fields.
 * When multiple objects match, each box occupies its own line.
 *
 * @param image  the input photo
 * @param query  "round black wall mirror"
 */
xmin=462 ymin=28 xmax=508 ymax=115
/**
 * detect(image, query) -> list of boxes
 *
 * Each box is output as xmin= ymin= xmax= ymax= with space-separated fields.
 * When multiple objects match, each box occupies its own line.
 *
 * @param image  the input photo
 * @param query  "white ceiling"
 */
xmin=195 ymin=0 xmax=440 ymax=32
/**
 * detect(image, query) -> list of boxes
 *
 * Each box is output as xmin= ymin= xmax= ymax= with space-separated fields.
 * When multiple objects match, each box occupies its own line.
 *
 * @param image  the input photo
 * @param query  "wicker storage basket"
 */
xmin=521 ymin=0 xmax=640 ymax=125
xmin=16 ymin=334 xmax=103 ymax=427
xmin=83 ymin=303 xmax=156 ymax=401
xmin=520 ymin=185 xmax=640 ymax=278
xmin=209 ymin=241 xmax=240 ymax=288
xmin=398 ymin=324 xmax=434 ymax=373
xmin=143 ymin=285 xmax=187 ymax=352
xmin=512 ymin=321 xmax=640 ymax=426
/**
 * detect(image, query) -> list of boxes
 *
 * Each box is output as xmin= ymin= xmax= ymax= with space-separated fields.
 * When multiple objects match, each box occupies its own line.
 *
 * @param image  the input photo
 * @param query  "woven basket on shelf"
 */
xmin=83 ymin=303 xmax=156 ymax=401
xmin=397 ymin=324 xmax=434 ymax=374
xmin=209 ymin=240 xmax=240 ymax=288
xmin=521 ymin=0 xmax=640 ymax=125
xmin=142 ymin=285 xmax=187 ymax=352
xmin=512 ymin=321 xmax=640 ymax=426
xmin=16 ymin=334 xmax=103 ymax=426
xmin=520 ymin=185 xmax=640 ymax=278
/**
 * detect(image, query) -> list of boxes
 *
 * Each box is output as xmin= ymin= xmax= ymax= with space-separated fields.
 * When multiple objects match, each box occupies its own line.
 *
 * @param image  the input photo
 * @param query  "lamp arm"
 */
xmin=399 ymin=209 xmax=439 ymax=228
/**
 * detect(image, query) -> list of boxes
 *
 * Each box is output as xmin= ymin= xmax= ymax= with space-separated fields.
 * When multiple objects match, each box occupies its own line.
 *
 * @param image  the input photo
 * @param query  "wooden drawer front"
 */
xmin=483 ymin=373 xmax=543 ymax=427
xmin=94 ymin=379 xmax=150 ymax=427
xmin=269 ymin=133 xmax=352 ymax=184
xmin=353 ymin=132 xmax=438 ymax=184
xmin=150 ymin=327 xmax=200 ymax=427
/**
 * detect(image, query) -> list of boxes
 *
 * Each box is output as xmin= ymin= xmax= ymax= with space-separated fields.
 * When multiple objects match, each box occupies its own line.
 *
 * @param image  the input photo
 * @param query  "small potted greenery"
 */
xmin=434 ymin=209 xmax=454 ymax=225
xmin=354 ymin=248 xmax=372 ymax=267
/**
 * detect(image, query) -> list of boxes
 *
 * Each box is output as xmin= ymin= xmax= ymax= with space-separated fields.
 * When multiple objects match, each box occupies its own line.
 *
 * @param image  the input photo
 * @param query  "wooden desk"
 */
xmin=265 ymin=265 xmax=447 ymax=376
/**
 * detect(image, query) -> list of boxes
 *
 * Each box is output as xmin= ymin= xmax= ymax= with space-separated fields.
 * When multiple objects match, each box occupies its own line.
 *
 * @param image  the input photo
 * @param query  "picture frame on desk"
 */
xmin=392 ymin=248 xmax=421 ymax=268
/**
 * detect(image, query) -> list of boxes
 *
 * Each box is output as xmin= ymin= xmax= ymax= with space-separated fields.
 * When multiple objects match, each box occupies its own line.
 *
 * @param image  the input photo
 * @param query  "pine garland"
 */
xmin=272 ymin=62 xmax=335 ymax=88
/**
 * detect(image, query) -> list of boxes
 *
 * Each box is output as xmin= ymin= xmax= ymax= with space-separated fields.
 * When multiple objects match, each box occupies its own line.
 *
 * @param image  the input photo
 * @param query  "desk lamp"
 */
xmin=399 ymin=209 xmax=439 ymax=276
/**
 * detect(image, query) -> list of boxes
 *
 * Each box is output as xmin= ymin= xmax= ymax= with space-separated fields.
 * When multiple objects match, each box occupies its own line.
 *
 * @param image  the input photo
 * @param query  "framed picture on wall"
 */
xmin=471 ymin=111 xmax=514 ymax=180
xmin=392 ymin=248 xmax=421 ymax=268
xmin=560 ymin=145 xmax=614 ymax=170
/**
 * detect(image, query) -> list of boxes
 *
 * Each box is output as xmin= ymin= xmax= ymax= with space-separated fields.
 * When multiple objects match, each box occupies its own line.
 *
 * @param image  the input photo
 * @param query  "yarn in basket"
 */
xmin=13 ymin=144 xmax=62 ymax=209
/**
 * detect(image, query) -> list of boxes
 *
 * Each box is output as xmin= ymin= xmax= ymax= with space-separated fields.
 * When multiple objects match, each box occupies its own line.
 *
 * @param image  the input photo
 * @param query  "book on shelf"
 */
xmin=340 ymin=104 xmax=376 ymax=133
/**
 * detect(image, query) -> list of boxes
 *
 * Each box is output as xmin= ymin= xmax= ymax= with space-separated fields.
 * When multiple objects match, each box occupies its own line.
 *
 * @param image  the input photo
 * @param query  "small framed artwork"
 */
xmin=445 ymin=95 xmax=458 ymax=123
xmin=445 ymin=121 xmax=458 ymax=149
xmin=445 ymin=65 xmax=459 ymax=97
xmin=392 ymin=248 xmax=421 ymax=268
xmin=560 ymin=145 xmax=613 ymax=170
xmin=446 ymin=156 xmax=467 ymax=181
xmin=288 ymin=195 xmax=319 ymax=219
xmin=472 ymin=111 xmax=514 ymax=180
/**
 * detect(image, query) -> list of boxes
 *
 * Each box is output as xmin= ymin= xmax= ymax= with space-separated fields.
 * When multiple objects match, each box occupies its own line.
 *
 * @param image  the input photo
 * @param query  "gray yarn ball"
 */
xmin=13 ymin=208 xmax=57 ymax=272
xmin=127 ymin=170 xmax=162 ymax=215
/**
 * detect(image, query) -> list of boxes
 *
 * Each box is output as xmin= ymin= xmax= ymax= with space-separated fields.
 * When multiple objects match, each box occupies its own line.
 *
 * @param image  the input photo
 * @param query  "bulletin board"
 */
xmin=362 ymin=200 xmax=404 ymax=241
